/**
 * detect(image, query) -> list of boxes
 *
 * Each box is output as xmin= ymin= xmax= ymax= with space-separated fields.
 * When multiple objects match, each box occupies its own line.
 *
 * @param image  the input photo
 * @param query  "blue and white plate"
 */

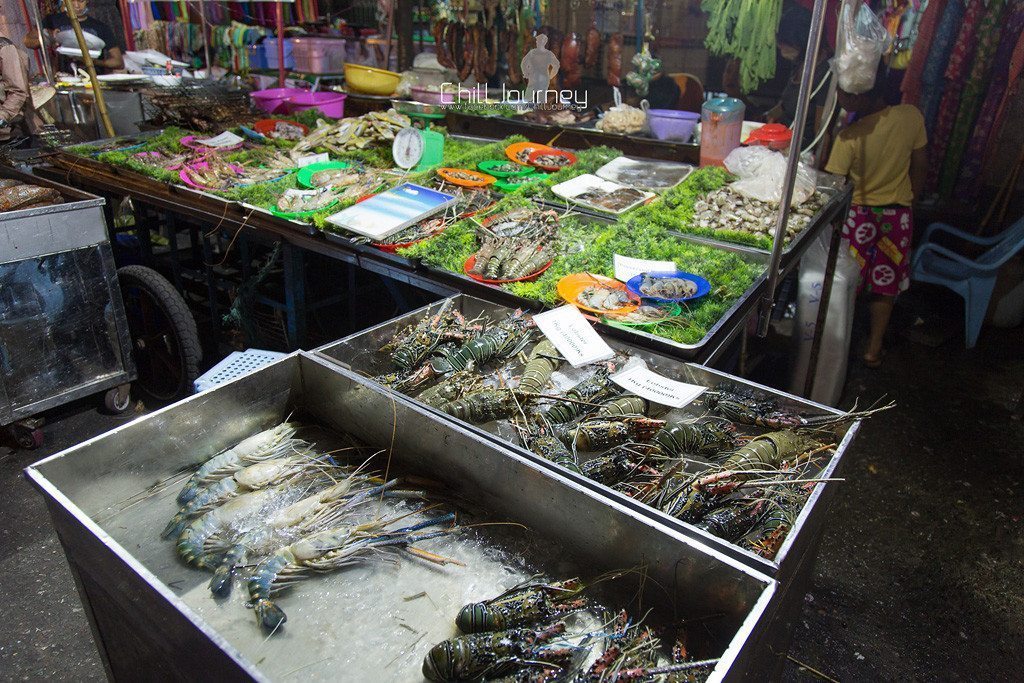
xmin=626 ymin=270 xmax=711 ymax=302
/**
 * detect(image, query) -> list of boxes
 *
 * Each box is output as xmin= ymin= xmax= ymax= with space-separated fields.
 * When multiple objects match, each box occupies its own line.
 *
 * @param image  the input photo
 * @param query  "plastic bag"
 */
xmin=789 ymin=232 xmax=861 ymax=406
xmin=596 ymin=87 xmax=649 ymax=135
xmin=723 ymin=146 xmax=817 ymax=205
xmin=834 ymin=2 xmax=890 ymax=94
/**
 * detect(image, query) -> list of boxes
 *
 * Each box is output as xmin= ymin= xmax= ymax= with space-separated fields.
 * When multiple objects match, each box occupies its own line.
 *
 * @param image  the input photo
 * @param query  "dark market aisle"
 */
xmin=1 ymin=300 xmax=1021 ymax=681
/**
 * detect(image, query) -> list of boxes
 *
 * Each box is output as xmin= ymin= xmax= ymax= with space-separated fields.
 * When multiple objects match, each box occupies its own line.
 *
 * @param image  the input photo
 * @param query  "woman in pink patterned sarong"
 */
xmin=825 ymin=78 xmax=928 ymax=367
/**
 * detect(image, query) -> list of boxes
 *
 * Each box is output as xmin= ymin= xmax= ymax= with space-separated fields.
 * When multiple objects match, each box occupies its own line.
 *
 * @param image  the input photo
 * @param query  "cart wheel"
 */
xmin=9 ymin=424 xmax=43 ymax=450
xmin=103 ymin=385 xmax=132 ymax=414
xmin=117 ymin=265 xmax=202 ymax=403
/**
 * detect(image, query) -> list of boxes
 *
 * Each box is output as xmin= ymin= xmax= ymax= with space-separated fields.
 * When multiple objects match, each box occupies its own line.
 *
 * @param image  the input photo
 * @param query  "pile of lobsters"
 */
xmin=0 ymin=179 xmax=63 ymax=212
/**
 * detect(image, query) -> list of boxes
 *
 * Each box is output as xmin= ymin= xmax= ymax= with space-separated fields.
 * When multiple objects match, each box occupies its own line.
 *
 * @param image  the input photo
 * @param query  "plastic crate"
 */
xmin=193 ymin=349 xmax=287 ymax=393
xmin=264 ymin=38 xmax=296 ymax=70
xmin=248 ymin=43 xmax=268 ymax=70
xmin=292 ymin=37 xmax=346 ymax=74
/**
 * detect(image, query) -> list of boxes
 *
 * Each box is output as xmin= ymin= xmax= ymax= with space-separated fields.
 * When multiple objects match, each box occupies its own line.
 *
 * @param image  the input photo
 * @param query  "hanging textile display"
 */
xmin=956 ymin=0 xmax=1024 ymax=197
xmin=900 ymin=0 xmax=946 ymax=105
xmin=935 ymin=0 xmax=1006 ymax=196
xmin=925 ymin=0 xmax=983 ymax=192
xmin=916 ymin=0 xmax=964 ymax=131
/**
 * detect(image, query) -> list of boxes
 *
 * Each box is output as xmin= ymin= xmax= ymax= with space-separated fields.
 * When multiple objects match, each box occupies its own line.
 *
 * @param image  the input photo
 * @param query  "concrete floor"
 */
xmin=1 ymin=290 xmax=1021 ymax=681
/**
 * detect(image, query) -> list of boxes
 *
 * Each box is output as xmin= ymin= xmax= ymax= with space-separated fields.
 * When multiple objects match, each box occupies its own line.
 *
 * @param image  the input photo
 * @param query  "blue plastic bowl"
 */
xmin=626 ymin=270 xmax=711 ymax=302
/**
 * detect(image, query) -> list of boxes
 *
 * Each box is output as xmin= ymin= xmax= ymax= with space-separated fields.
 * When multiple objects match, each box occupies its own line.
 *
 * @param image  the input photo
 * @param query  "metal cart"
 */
xmin=0 ymin=166 xmax=135 ymax=447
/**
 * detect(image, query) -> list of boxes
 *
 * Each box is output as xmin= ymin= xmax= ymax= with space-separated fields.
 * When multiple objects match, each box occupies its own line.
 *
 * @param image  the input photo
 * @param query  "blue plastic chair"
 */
xmin=910 ymin=217 xmax=1024 ymax=348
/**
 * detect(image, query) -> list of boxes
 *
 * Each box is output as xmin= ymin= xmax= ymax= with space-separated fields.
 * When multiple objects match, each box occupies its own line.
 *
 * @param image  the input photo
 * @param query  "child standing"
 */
xmin=825 ymin=81 xmax=928 ymax=367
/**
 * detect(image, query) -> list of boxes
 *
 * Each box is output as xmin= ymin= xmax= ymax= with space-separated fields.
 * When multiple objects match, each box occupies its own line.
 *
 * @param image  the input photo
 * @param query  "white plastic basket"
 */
xmin=193 ymin=349 xmax=288 ymax=393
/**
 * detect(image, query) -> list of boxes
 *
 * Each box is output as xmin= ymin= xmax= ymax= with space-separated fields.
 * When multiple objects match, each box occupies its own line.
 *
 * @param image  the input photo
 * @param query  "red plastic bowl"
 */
xmin=463 ymin=254 xmax=553 ymax=283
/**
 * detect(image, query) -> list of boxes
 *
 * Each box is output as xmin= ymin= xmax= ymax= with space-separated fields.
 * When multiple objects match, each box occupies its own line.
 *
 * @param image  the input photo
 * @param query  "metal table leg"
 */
xmin=803 ymin=218 xmax=844 ymax=398
xmin=283 ymin=242 xmax=307 ymax=348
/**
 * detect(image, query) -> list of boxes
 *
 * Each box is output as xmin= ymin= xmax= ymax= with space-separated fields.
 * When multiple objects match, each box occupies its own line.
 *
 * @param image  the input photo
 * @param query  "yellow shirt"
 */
xmin=825 ymin=104 xmax=927 ymax=207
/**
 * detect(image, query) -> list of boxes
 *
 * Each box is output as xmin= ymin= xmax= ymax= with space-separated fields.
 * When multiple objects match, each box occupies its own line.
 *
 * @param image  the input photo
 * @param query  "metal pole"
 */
xmin=199 ymin=0 xmax=214 ymax=80
xmin=756 ymin=0 xmax=827 ymax=336
xmin=17 ymin=0 xmax=44 ymax=76
xmin=276 ymin=1 xmax=285 ymax=87
xmin=28 ymin=0 xmax=53 ymax=83
xmin=62 ymin=0 xmax=115 ymax=137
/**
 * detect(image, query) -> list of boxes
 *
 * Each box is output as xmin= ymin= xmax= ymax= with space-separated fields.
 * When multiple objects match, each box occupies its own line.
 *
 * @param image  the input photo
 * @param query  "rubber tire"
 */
xmin=117 ymin=265 xmax=201 ymax=402
xmin=104 ymin=385 xmax=132 ymax=414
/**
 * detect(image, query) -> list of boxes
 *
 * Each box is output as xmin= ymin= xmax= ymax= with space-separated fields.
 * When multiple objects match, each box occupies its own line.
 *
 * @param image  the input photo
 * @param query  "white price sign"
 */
xmin=196 ymin=131 xmax=244 ymax=148
xmin=613 ymin=254 xmax=677 ymax=282
xmin=533 ymin=305 xmax=614 ymax=368
xmin=610 ymin=364 xmax=706 ymax=409
xmin=296 ymin=152 xmax=330 ymax=168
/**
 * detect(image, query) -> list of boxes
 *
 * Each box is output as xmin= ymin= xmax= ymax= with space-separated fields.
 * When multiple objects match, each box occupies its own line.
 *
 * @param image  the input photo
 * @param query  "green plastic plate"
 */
xmin=478 ymin=159 xmax=536 ymax=178
xmin=296 ymin=161 xmax=352 ymax=189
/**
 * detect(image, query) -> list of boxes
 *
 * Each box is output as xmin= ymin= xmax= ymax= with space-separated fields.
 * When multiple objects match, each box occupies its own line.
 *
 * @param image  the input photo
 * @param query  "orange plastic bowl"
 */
xmin=527 ymin=147 xmax=577 ymax=171
xmin=505 ymin=141 xmax=554 ymax=166
xmin=557 ymin=272 xmax=639 ymax=315
xmin=253 ymin=119 xmax=309 ymax=138
xmin=437 ymin=167 xmax=497 ymax=188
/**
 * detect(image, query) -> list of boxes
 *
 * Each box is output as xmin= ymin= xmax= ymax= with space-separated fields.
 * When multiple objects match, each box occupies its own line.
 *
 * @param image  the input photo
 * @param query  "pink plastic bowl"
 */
xmin=410 ymin=86 xmax=453 ymax=106
xmin=251 ymin=87 xmax=307 ymax=115
xmin=284 ymin=92 xmax=347 ymax=119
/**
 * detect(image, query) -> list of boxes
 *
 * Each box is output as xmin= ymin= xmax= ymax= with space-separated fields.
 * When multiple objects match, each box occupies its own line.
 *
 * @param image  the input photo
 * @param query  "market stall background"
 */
xmin=2 ymin=0 xmax=1024 ymax=681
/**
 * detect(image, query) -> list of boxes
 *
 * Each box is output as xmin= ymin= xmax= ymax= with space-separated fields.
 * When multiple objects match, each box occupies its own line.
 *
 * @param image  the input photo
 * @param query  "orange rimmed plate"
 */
xmin=505 ymin=141 xmax=554 ymax=166
xmin=436 ymin=167 xmax=496 ymax=187
xmin=253 ymin=119 xmax=310 ymax=138
xmin=463 ymin=254 xmax=553 ymax=283
xmin=557 ymin=273 xmax=640 ymax=315
xmin=527 ymin=147 xmax=577 ymax=171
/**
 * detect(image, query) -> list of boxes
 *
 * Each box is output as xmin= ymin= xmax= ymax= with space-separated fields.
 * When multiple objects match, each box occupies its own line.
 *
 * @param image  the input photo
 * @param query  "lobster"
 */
xmin=455 ymin=574 xmax=608 ymax=634
xmin=596 ymin=395 xmax=669 ymax=419
xmin=650 ymin=419 xmax=738 ymax=460
xmin=705 ymin=389 xmax=894 ymax=432
xmin=544 ymin=368 xmax=622 ymax=425
xmin=430 ymin=310 xmax=535 ymax=375
xmin=555 ymin=417 xmax=665 ymax=452
xmin=579 ymin=444 xmax=661 ymax=488
xmin=422 ymin=623 xmax=575 ymax=682
xmin=517 ymin=339 xmax=561 ymax=395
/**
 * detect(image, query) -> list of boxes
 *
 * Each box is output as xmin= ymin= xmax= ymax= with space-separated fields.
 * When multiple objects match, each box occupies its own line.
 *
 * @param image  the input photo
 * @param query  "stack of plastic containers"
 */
xmin=292 ymin=37 xmax=347 ymax=74
xmin=264 ymin=37 xmax=296 ymax=70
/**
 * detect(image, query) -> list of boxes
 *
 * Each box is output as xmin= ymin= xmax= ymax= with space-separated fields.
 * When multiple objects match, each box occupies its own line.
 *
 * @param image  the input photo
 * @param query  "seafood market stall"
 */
xmin=27 ymin=351 xmax=794 ymax=681
xmin=0 ymin=165 xmax=135 ymax=446
xmin=35 ymin=121 xmax=850 ymax=369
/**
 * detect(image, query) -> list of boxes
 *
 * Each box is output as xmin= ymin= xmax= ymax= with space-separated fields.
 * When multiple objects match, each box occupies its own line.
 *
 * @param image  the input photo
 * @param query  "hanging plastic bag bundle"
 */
xmin=834 ymin=0 xmax=891 ymax=94
xmin=723 ymin=146 xmax=817 ymax=205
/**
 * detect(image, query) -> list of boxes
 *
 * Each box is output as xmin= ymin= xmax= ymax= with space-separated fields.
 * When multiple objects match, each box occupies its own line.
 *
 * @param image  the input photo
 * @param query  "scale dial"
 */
xmin=392 ymin=127 xmax=424 ymax=170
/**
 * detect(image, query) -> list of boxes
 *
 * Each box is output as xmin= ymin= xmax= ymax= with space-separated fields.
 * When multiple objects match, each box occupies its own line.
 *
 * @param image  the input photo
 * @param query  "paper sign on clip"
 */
xmin=296 ymin=153 xmax=330 ymax=168
xmin=533 ymin=305 xmax=614 ymax=368
xmin=613 ymin=254 xmax=677 ymax=282
xmin=196 ymin=131 xmax=244 ymax=148
xmin=610 ymin=364 xmax=706 ymax=409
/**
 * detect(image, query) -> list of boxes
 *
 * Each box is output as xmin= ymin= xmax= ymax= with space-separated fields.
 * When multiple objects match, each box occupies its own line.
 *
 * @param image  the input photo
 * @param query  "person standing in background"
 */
xmin=24 ymin=0 xmax=124 ymax=73
xmin=825 ymin=77 xmax=928 ymax=367
xmin=0 ymin=36 xmax=38 ymax=141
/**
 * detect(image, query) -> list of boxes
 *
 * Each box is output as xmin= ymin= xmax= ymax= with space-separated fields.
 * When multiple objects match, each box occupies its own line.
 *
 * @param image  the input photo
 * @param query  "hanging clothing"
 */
xmin=917 ymin=0 xmax=965 ymax=131
xmin=956 ymin=1 xmax=1024 ymax=197
xmin=926 ymin=0 xmax=984 ymax=192
xmin=901 ymin=0 xmax=946 ymax=103
xmin=937 ymin=0 xmax=1007 ymax=196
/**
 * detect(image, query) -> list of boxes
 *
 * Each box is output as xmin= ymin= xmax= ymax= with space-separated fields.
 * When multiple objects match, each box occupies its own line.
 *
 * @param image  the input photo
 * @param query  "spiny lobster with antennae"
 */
xmin=704 ymin=388 xmax=895 ymax=432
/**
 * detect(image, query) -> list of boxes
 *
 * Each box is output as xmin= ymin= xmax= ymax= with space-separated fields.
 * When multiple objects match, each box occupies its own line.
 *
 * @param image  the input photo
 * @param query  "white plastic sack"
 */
xmin=789 ymin=232 xmax=860 ymax=406
xmin=835 ymin=1 xmax=890 ymax=94
xmin=723 ymin=146 xmax=817 ymax=205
